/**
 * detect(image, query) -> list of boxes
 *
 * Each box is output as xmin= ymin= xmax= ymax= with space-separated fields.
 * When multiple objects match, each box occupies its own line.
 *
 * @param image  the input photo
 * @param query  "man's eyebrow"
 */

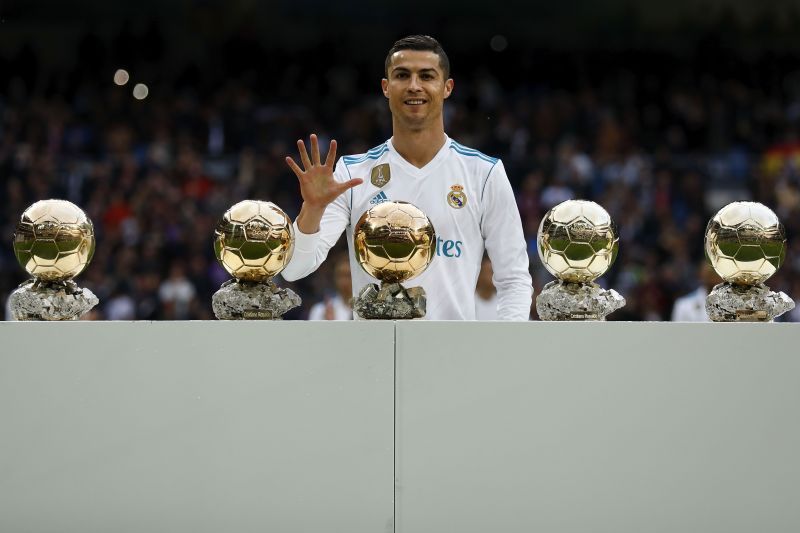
xmin=391 ymin=67 xmax=439 ymax=75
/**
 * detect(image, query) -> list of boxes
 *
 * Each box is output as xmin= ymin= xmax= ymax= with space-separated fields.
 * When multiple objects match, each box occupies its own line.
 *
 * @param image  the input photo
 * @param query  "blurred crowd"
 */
xmin=3 ymin=24 xmax=800 ymax=321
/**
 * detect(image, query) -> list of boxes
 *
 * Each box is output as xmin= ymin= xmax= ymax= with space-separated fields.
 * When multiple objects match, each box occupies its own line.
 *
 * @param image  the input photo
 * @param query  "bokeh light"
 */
xmin=113 ymin=69 xmax=130 ymax=86
xmin=132 ymin=83 xmax=149 ymax=100
xmin=490 ymin=35 xmax=508 ymax=52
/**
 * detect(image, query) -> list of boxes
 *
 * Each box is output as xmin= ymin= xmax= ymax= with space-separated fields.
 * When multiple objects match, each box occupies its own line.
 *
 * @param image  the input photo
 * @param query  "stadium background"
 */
xmin=2 ymin=0 xmax=800 ymax=320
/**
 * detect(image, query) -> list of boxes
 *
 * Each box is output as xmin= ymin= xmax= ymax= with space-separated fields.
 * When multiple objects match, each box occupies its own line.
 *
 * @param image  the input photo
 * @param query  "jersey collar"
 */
xmin=387 ymin=135 xmax=452 ymax=178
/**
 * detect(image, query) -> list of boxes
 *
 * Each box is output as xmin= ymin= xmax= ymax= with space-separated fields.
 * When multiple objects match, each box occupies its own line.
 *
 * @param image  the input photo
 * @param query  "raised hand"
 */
xmin=285 ymin=134 xmax=362 ymax=211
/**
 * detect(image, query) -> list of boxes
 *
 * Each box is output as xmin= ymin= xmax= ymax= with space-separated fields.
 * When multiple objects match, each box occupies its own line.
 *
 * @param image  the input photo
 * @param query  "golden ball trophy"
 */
xmin=352 ymin=201 xmax=436 ymax=319
xmin=10 ymin=199 xmax=99 ymax=320
xmin=536 ymin=199 xmax=625 ymax=320
xmin=212 ymin=200 xmax=300 ymax=319
xmin=704 ymin=201 xmax=794 ymax=321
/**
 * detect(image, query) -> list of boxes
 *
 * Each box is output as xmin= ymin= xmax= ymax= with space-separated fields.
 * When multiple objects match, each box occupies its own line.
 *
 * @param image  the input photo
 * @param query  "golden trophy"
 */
xmin=352 ymin=201 xmax=436 ymax=319
xmin=705 ymin=201 xmax=794 ymax=321
xmin=212 ymin=200 xmax=300 ymax=319
xmin=10 ymin=199 xmax=99 ymax=320
xmin=536 ymin=199 xmax=625 ymax=320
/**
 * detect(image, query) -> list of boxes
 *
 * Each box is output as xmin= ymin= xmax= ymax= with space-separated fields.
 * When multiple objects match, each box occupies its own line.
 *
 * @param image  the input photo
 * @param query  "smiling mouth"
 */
xmin=404 ymin=99 xmax=427 ymax=105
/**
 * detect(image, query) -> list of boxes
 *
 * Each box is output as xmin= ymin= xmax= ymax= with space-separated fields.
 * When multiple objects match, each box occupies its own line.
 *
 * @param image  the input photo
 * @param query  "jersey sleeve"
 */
xmin=671 ymin=298 xmax=694 ymax=322
xmin=308 ymin=302 xmax=325 ymax=320
xmin=670 ymin=301 xmax=684 ymax=321
xmin=480 ymin=160 xmax=533 ymax=320
xmin=280 ymin=159 xmax=352 ymax=282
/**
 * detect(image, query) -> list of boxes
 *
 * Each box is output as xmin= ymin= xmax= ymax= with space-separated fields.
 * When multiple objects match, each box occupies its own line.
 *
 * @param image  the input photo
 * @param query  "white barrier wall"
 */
xmin=395 ymin=322 xmax=800 ymax=533
xmin=2 ymin=321 xmax=799 ymax=533
xmin=0 ymin=322 xmax=395 ymax=533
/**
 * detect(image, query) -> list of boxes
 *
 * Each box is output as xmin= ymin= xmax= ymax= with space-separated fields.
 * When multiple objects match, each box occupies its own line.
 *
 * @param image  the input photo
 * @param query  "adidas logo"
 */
xmin=370 ymin=191 xmax=389 ymax=205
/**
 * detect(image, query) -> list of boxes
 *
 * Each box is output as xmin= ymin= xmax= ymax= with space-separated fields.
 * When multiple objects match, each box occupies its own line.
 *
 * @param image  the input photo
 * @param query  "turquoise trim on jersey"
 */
xmin=342 ymin=142 xmax=389 ymax=165
xmin=451 ymin=144 xmax=497 ymax=164
xmin=481 ymin=160 xmax=500 ymax=202
xmin=450 ymin=141 xmax=498 ymax=164
xmin=343 ymin=161 xmax=355 ymax=217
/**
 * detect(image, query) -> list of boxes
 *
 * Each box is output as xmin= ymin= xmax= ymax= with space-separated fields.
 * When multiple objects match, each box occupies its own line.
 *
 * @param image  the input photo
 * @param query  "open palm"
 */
xmin=285 ymin=134 xmax=362 ymax=210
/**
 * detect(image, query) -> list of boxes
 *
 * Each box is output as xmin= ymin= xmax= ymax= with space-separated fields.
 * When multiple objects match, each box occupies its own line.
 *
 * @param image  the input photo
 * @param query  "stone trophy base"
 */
xmin=536 ymin=280 xmax=625 ymax=321
xmin=212 ymin=279 xmax=301 ymax=320
xmin=706 ymin=282 xmax=795 ymax=322
xmin=353 ymin=283 xmax=426 ymax=319
xmin=9 ymin=279 xmax=99 ymax=321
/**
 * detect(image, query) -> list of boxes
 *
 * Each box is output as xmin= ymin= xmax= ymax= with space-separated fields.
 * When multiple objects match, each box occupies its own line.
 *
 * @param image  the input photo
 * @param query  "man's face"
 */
xmin=382 ymin=50 xmax=453 ymax=131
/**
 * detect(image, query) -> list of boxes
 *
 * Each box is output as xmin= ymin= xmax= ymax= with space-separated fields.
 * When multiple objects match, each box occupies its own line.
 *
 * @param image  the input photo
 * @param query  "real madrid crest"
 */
xmin=370 ymin=164 xmax=391 ymax=188
xmin=447 ymin=185 xmax=467 ymax=209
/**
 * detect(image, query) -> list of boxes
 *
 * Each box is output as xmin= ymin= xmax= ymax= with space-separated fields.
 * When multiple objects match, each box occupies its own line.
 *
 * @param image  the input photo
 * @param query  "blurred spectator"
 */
xmin=105 ymin=282 xmax=137 ymax=321
xmin=308 ymin=255 xmax=353 ymax=321
xmin=158 ymin=262 xmax=196 ymax=320
xmin=1 ymin=17 xmax=799 ymax=321
xmin=670 ymin=262 xmax=721 ymax=322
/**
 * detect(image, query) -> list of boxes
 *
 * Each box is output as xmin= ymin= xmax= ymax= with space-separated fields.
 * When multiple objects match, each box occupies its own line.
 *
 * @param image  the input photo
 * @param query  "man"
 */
xmin=308 ymin=254 xmax=353 ymax=321
xmin=282 ymin=35 xmax=532 ymax=320
xmin=671 ymin=262 xmax=720 ymax=322
xmin=474 ymin=255 xmax=499 ymax=320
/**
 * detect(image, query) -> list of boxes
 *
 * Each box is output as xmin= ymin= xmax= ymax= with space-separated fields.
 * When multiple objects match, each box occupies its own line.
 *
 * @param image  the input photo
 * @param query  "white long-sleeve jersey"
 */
xmin=281 ymin=136 xmax=532 ymax=320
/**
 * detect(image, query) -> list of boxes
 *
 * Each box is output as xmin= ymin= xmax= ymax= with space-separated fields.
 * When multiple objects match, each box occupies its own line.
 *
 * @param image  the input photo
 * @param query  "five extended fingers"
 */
xmin=286 ymin=134 xmax=359 ymax=199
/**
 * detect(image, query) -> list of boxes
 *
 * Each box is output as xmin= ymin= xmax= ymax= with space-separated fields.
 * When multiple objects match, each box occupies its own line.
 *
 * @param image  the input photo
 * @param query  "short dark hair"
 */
xmin=384 ymin=35 xmax=450 ymax=79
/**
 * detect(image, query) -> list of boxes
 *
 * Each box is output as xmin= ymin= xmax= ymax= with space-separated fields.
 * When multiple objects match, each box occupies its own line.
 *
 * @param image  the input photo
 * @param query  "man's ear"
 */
xmin=381 ymin=78 xmax=389 ymax=98
xmin=444 ymin=78 xmax=454 ymax=99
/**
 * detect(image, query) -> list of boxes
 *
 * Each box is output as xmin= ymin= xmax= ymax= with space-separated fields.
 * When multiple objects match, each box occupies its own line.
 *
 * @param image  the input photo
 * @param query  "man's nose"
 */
xmin=408 ymin=75 xmax=422 ymax=90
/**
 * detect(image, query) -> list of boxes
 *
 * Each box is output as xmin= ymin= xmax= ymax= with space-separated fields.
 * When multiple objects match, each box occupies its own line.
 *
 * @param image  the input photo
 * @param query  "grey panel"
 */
xmin=396 ymin=322 xmax=800 ymax=533
xmin=0 ymin=321 xmax=395 ymax=533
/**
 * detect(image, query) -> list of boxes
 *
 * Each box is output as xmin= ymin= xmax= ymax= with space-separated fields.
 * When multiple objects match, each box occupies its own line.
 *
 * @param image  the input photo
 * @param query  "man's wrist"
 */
xmin=296 ymin=203 xmax=326 ymax=234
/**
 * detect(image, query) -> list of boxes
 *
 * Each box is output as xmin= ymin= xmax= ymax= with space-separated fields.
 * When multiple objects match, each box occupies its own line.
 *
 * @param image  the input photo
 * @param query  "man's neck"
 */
xmin=391 ymin=126 xmax=447 ymax=168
